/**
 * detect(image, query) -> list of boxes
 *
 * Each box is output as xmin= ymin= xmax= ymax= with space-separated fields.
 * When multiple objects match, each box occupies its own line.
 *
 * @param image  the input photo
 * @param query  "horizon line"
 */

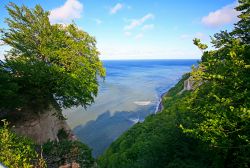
xmin=100 ymin=58 xmax=200 ymax=61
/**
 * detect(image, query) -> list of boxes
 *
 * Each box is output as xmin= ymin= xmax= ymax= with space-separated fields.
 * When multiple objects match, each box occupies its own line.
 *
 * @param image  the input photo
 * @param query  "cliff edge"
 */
xmin=11 ymin=106 xmax=74 ymax=144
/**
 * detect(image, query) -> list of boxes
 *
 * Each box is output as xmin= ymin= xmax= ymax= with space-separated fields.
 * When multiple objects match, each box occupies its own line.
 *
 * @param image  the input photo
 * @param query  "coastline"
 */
xmin=155 ymin=91 xmax=168 ymax=113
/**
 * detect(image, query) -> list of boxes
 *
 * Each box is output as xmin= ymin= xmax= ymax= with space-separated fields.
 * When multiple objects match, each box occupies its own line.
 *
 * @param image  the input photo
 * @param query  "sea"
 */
xmin=63 ymin=59 xmax=198 ymax=157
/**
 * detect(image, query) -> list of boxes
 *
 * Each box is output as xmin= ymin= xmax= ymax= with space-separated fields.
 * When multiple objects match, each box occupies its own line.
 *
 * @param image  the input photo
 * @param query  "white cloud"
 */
xmin=98 ymin=44 xmax=200 ymax=60
xmin=0 ymin=45 xmax=11 ymax=61
xmin=135 ymin=33 xmax=144 ymax=39
xmin=0 ymin=55 xmax=4 ymax=60
xmin=180 ymin=32 xmax=208 ymax=41
xmin=49 ymin=0 xmax=83 ymax=23
xmin=142 ymin=24 xmax=154 ymax=31
xmin=180 ymin=34 xmax=191 ymax=40
xmin=125 ymin=32 xmax=132 ymax=37
xmin=195 ymin=32 xmax=208 ymax=41
xmin=124 ymin=13 xmax=154 ymax=30
xmin=0 ymin=40 xmax=4 ymax=46
xmin=110 ymin=3 xmax=123 ymax=14
xmin=201 ymin=2 xmax=239 ymax=27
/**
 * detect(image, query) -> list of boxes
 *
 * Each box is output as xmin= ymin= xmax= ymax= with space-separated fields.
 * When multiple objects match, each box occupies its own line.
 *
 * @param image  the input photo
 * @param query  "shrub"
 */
xmin=43 ymin=139 xmax=95 ymax=168
xmin=0 ymin=120 xmax=45 ymax=168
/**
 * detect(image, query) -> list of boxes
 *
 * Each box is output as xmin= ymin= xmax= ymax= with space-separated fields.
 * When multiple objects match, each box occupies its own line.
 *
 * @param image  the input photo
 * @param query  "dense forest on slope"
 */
xmin=98 ymin=74 xmax=220 ymax=168
xmin=98 ymin=1 xmax=250 ymax=167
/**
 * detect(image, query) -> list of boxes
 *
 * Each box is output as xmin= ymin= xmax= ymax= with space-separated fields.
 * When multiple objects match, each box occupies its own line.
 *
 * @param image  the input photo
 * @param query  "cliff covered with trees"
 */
xmin=0 ymin=0 xmax=249 ymax=167
xmin=98 ymin=1 xmax=250 ymax=167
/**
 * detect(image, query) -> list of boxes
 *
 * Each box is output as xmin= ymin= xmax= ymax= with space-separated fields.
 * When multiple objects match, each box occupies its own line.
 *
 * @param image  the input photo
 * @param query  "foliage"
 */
xmin=182 ymin=1 xmax=250 ymax=167
xmin=193 ymin=38 xmax=208 ymax=51
xmin=43 ymin=139 xmax=95 ymax=168
xmin=0 ymin=119 xmax=94 ymax=168
xmin=0 ymin=120 xmax=45 ymax=168
xmin=234 ymin=0 xmax=250 ymax=43
xmin=0 ymin=62 xmax=20 ymax=110
xmin=164 ymin=73 xmax=190 ymax=97
xmin=0 ymin=3 xmax=105 ymax=112
xmin=57 ymin=128 xmax=70 ymax=141
xmin=98 ymin=75 xmax=218 ymax=168
xmin=99 ymin=1 xmax=250 ymax=167
xmin=0 ymin=3 xmax=101 ymax=168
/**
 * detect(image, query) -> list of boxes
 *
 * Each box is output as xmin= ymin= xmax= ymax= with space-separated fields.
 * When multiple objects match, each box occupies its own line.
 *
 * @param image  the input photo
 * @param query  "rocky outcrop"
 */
xmin=12 ymin=106 xmax=73 ymax=144
xmin=179 ymin=76 xmax=204 ymax=95
xmin=179 ymin=77 xmax=195 ymax=94
xmin=183 ymin=77 xmax=194 ymax=91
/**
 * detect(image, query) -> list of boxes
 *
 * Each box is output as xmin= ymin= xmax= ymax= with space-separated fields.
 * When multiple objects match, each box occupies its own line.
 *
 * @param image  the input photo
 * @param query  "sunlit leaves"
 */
xmin=0 ymin=120 xmax=40 ymax=168
xmin=183 ymin=1 xmax=250 ymax=166
xmin=0 ymin=3 xmax=105 ymax=111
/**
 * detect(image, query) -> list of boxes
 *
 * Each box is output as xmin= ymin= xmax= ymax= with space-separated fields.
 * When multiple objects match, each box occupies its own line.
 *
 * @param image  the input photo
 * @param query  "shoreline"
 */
xmin=154 ymin=90 xmax=168 ymax=114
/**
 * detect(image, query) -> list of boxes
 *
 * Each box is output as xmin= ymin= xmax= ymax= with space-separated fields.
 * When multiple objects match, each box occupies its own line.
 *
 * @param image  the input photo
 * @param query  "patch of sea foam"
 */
xmin=129 ymin=118 xmax=140 ymax=124
xmin=134 ymin=101 xmax=151 ymax=106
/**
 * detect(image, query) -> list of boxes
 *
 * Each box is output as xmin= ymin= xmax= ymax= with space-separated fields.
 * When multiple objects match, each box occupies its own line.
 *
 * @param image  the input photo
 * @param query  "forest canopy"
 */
xmin=99 ymin=1 xmax=250 ymax=167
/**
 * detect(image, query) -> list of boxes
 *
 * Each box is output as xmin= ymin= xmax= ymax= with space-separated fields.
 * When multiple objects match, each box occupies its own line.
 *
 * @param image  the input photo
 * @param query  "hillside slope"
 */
xmin=98 ymin=2 xmax=250 ymax=166
xmin=98 ymin=74 xmax=218 ymax=168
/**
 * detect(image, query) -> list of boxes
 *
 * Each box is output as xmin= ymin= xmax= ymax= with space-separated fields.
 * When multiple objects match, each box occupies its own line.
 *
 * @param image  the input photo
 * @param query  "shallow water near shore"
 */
xmin=63 ymin=59 xmax=197 ymax=157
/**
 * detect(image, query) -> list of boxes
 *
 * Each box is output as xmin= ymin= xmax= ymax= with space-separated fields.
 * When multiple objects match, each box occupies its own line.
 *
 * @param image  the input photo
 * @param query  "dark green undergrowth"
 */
xmin=0 ymin=120 xmax=96 ymax=168
xmin=43 ymin=139 xmax=95 ymax=168
xmin=98 ymin=74 xmax=221 ymax=168
xmin=164 ymin=72 xmax=190 ymax=97
xmin=0 ymin=120 xmax=46 ymax=168
xmin=98 ymin=2 xmax=250 ymax=167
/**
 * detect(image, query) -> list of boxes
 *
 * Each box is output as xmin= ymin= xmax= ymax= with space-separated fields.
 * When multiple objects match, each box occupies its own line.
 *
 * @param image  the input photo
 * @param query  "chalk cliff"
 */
xmin=13 ymin=106 xmax=73 ymax=144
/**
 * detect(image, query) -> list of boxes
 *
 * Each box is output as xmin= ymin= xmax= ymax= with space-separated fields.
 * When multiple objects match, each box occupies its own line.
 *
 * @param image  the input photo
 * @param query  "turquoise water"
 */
xmin=63 ymin=59 xmax=198 ymax=157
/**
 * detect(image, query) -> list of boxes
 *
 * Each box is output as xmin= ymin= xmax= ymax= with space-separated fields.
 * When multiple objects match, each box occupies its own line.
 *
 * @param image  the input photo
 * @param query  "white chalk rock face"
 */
xmin=13 ymin=106 xmax=72 ymax=144
xmin=183 ymin=77 xmax=194 ymax=91
xmin=178 ymin=76 xmax=196 ymax=95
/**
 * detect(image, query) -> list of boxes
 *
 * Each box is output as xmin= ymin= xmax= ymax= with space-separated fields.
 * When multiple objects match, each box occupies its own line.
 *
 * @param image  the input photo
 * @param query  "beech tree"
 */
xmin=0 ymin=3 xmax=105 ymax=112
xmin=183 ymin=0 xmax=250 ymax=166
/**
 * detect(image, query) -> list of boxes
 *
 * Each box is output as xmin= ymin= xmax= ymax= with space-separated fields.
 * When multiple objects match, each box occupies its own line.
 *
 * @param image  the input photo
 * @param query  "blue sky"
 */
xmin=0 ymin=0 xmax=239 ymax=60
